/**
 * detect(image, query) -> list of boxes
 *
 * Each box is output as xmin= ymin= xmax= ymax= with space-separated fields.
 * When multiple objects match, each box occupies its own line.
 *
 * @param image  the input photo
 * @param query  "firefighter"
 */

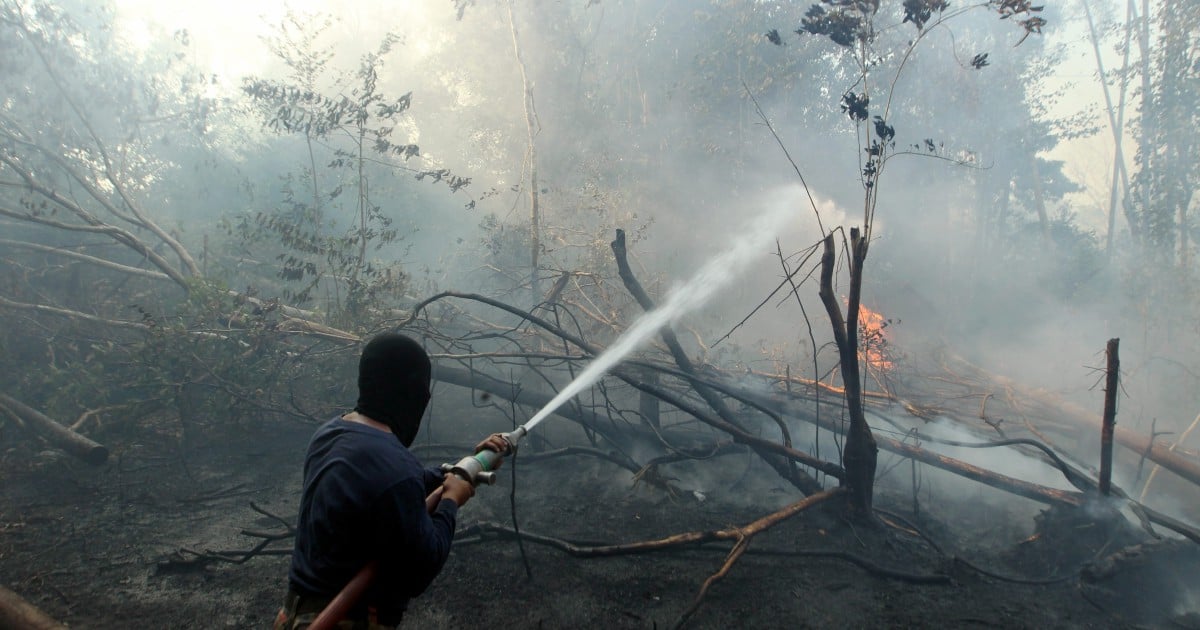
xmin=275 ymin=332 xmax=505 ymax=629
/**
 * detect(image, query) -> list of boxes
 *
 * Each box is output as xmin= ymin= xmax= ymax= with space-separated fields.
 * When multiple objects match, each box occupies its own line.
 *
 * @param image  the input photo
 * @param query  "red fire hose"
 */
xmin=305 ymin=559 xmax=379 ymax=630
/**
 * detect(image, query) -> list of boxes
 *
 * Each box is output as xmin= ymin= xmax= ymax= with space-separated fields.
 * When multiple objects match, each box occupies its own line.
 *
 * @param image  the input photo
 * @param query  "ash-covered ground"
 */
xmin=5 ymin=401 xmax=1197 ymax=630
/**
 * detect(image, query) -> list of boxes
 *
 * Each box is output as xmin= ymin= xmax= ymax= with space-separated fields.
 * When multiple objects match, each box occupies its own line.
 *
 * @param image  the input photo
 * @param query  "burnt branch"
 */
xmin=611 ymin=229 xmax=823 ymax=495
xmin=0 ymin=393 xmax=109 ymax=465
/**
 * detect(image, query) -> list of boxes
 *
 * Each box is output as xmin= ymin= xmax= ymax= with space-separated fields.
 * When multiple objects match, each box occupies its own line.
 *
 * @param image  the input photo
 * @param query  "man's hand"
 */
xmin=440 ymin=473 xmax=475 ymax=507
xmin=474 ymin=433 xmax=510 ymax=469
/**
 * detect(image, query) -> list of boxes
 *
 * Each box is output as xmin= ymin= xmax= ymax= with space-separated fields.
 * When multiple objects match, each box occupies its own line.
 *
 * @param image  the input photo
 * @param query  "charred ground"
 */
xmin=2 ymin=398 xmax=1191 ymax=630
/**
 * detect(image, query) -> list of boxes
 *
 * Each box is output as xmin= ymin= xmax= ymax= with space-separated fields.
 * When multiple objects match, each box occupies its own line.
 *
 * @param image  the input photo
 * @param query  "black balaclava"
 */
xmin=353 ymin=333 xmax=432 ymax=447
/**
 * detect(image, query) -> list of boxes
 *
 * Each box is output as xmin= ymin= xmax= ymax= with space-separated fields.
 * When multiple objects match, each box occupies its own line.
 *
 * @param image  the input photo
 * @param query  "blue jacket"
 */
xmin=288 ymin=416 xmax=457 ymax=621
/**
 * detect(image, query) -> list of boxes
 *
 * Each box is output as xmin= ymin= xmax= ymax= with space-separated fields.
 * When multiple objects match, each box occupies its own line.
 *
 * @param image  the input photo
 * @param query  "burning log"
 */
xmin=0 ymin=584 xmax=67 ymax=630
xmin=628 ymin=372 xmax=1200 ymax=541
xmin=0 ymin=394 xmax=108 ymax=465
xmin=387 ymin=277 xmax=1184 ymax=534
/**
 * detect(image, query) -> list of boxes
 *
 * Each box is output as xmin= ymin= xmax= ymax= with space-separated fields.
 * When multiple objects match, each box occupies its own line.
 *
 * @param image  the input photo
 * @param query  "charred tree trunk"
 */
xmin=1100 ymin=338 xmax=1120 ymax=495
xmin=818 ymin=230 xmax=879 ymax=517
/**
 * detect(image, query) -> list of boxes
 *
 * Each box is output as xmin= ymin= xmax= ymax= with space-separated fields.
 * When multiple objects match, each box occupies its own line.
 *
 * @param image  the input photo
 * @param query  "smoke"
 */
xmin=917 ymin=417 xmax=1078 ymax=492
xmin=99 ymin=0 xmax=1198 ymax=520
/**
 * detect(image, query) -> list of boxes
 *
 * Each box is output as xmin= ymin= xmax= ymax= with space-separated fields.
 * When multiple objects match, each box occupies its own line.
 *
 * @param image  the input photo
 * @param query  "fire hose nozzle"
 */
xmin=474 ymin=470 xmax=497 ymax=485
xmin=500 ymin=427 xmax=527 ymax=453
xmin=440 ymin=427 xmax=528 ymax=487
xmin=441 ymin=448 xmax=504 ymax=486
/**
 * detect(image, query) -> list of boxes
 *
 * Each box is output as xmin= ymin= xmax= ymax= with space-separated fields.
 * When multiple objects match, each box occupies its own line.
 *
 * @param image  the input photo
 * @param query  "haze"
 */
xmin=2 ymin=0 xmax=1199 ymax=625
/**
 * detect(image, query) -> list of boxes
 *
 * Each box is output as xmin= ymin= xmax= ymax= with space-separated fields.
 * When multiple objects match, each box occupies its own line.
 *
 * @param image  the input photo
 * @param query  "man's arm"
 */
xmin=373 ymin=476 xmax=458 ymax=598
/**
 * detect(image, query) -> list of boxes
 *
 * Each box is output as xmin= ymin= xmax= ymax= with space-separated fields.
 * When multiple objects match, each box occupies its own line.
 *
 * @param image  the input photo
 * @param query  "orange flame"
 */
xmin=856 ymin=302 xmax=894 ymax=372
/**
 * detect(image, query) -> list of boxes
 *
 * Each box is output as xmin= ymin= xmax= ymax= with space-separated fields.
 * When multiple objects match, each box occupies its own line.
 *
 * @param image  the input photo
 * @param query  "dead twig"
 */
xmin=176 ymin=483 xmax=257 ymax=504
xmin=675 ymin=535 xmax=751 ymax=629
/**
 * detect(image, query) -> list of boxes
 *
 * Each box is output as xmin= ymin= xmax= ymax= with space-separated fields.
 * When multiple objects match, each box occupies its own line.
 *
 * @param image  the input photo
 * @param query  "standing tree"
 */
xmin=1129 ymin=0 xmax=1200 ymax=271
xmin=240 ymin=13 xmax=469 ymax=318
xmin=794 ymin=0 xmax=1047 ymax=516
xmin=0 ymin=0 xmax=209 ymax=295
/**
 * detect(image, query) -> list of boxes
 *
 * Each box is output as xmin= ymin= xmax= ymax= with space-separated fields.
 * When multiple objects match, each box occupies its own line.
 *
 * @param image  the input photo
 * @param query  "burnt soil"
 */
xmin=2 ymin=414 xmax=1196 ymax=629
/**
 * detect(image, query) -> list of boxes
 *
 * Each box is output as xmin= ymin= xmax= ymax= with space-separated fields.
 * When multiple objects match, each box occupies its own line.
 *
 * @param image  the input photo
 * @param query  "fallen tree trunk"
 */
xmin=703 ymin=386 xmax=1088 ymax=508
xmin=0 ymin=584 xmax=67 ymax=630
xmin=881 ymin=437 xmax=1083 ymax=507
xmin=958 ymin=357 xmax=1200 ymax=489
xmin=0 ymin=394 xmax=108 ymax=465
xmin=725 ymin=375 xmax=1200 ymax=539
xmin=440 ymin=350 xmax=1200 ymax=540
